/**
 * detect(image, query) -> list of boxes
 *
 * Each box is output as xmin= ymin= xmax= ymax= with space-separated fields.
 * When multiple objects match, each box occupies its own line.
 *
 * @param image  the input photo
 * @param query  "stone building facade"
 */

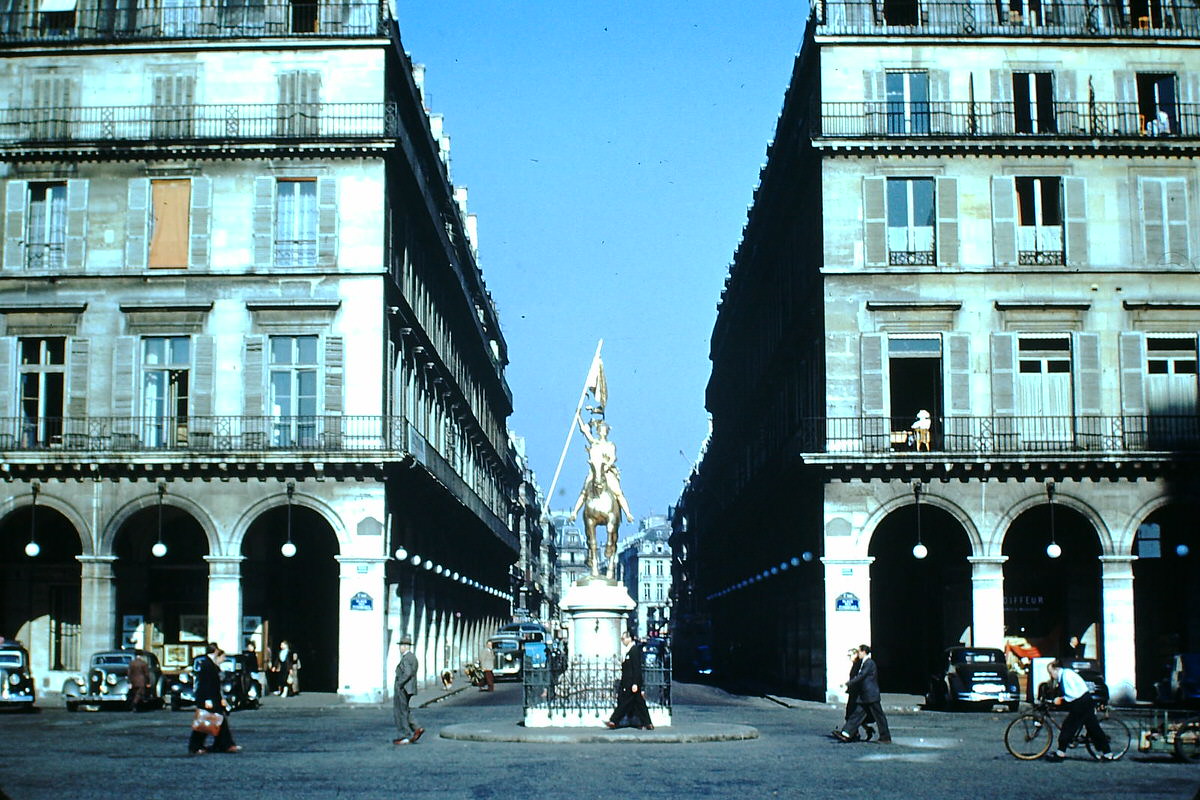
xmin=680 ymin=0 xmax=1200 ymax=703
xmin=617 ymin=515 xmax=672 ymax=638
xmin=0 ymin=0 xmax=518 ymax=701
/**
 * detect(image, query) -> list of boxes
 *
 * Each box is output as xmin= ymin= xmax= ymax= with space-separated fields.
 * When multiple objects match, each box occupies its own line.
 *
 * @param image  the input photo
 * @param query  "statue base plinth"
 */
xmin=560 ymin=581 xmax=635 ymax=662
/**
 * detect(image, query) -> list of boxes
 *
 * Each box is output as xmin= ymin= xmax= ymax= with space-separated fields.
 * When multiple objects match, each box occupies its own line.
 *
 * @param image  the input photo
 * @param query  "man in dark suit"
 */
xmin=393 ymin=636 xmax=424 ymax=745
xmin=606 ymin=630 xmax=653 ymax=730
xmin=187 ymin=643 xmax=241 ymax=754
xmin=837 ymin=644 xmax=891 ymax=743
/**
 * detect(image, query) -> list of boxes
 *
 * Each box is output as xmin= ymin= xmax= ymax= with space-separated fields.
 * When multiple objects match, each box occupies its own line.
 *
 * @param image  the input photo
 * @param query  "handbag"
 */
xmin=192 ymin=708 xmax=224 ymax=736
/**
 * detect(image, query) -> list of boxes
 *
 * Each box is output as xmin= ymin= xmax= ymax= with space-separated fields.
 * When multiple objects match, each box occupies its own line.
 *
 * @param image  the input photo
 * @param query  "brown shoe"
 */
xmin=393 ymin=738 xmax=410 ymax=745
xmin=410 ymin=727 xmax=425 ymax=743
xmin=645 ymin=724 xmax=655 ymax=730
xmin=222 ymin=745 xmax=243 ymax=754
xmin=605 ymin=721 xmax=618 ymax=729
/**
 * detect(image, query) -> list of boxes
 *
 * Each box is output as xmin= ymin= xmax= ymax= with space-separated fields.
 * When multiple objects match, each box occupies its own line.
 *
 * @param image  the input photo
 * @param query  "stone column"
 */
xmin=204 ymin=556 xmax=243 ymax=653
xmin=78 ymin=555 xmax=117 ymax=658
xmin=1101 ymin=555 xmax=1138 ymax=705
xmin=821 ymin=558 xmax=874 ymax=702
xmin=336 ymin=556 xmax=388 ymax=703
xmin=968 ymin=556 xmax=1008 ymax=648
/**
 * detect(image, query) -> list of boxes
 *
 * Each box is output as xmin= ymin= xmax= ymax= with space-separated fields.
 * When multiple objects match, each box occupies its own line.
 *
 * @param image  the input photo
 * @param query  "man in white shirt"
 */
xmin=1046 ymin=660 xmax=1114 ymax=761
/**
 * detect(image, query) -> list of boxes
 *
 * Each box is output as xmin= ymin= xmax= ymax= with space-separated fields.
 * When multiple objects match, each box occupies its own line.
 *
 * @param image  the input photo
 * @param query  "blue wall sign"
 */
xmin=350 ymin=591 xmax=374 ymax=611
xmin=835 ymin=592 xmax=861 ymax=612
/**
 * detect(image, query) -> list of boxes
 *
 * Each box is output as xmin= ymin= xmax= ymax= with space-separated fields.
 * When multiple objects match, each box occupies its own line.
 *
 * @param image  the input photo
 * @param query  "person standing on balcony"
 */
xmin=911 ymin=409 xmax=932 ymax=451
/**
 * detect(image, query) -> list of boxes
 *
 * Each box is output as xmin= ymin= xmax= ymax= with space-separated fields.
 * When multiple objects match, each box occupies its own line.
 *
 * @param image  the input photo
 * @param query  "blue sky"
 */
xmin=393 ymin=2 xmax=808 ymax=524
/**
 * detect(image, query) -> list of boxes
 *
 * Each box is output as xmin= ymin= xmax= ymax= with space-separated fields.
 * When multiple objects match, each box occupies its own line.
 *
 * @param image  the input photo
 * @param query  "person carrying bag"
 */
xmin=187 ymin=643 xmax=242 ymax=755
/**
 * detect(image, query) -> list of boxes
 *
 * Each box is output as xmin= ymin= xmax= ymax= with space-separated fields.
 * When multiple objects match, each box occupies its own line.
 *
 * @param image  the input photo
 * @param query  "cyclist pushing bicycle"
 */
xmin=1046 ymin=659 xmax=1116 ymax=762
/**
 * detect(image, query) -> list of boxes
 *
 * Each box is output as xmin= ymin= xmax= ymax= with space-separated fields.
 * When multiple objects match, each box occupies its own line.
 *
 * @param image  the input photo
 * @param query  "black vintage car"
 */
xmin=926 ymin=646 xmax=1021 ymax=711
xmin=168 ymin=654 xmax=262 ymax=711
xmin=0 ymin=642 xmax=36 ymax=711
xmin=63 ymin=650 xmax=164 ymax=711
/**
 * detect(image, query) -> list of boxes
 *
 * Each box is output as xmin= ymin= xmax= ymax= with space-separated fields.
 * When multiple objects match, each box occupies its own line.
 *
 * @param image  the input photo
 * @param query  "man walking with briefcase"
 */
xmin=188 ymin=643 xmax=242 ymax=755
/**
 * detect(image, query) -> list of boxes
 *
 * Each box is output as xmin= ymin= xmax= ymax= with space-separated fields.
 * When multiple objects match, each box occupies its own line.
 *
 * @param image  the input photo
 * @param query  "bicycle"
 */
xmin=1004 ymin=700 xmax=1132 ymax=761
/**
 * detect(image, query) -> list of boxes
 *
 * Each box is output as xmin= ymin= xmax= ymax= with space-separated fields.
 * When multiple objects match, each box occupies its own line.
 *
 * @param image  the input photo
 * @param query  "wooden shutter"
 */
xmin=990 ymin=333 xmax=1017 ymax=415
xmin=126 ymin=178 xmax=150 ymax=269
xmin=191 ymin=335 xmax=214 ymax=418
xmin=1073 ymin=332 xmax=1102 ymax=416
xmin=0 ymin=336 xmax=15 ymax=420
xmin=65 ymin=179 xmax=88 ymax=269
xmin=1165 ymin=178 xmax=1190 ymax=263
xmin=67 ymin=338 xmax=90 ymax=418
xmin=189 ymin=177 xmax=212 ymax=269
xmin=991 ymin=176 xmax=1018 ymax=266
xmin=112 ymin=336 xmax=137 ymax=417
xmin=860 ymin=333 xmax=887 ymax=416
xmin=945 ymin=333 xmax=972 ymax=415
xmin=252 ymin=177 xmax=274 ymax=268
xmin=4 ymin=180 xmax=26 ymax=270
xmin=863 ymin=177 xmax=887 ymax=266
xmin=1114 ymin=71 xmax=1136 ymax=133
xmin=936 ymin=176 xmax=959 ymax=266
xmin=317 ymin=176 xmax=337 ymax=267
xmin=324 ymin=335 xmax=344 ymax=415
xmin=1118 ymin=331 xmax=1147 ymax=414
xmin=990 ymin=69 xmax=1013 ymax=134
xmin=243 ymin=335 xmax=265 ymax=415
xmin=1063 ymin=176 xmax=1088 ymax=267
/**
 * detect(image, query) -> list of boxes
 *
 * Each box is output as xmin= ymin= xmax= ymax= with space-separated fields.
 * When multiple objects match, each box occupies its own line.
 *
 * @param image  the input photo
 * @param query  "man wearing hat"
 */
xmin=393 ymin=636 xmax=424 ymax=745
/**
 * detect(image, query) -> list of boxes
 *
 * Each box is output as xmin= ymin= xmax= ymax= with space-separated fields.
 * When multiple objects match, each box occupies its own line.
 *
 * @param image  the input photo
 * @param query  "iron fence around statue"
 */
xmin=523 ymin=655 xmax=672 ymax=718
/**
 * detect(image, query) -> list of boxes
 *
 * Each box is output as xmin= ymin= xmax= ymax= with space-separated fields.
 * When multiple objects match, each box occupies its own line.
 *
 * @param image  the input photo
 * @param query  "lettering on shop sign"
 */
xmin=835 ymin=592 xmax=860 ymax=612
xmin=1004 ymin=594 xmax=1045 ymax=612
xmin=350 ymin=591 xmax=374 ymax=611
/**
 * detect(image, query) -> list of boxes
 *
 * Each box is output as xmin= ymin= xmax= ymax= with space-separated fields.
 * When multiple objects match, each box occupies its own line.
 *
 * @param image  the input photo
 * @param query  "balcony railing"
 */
xmin=0 ymin=0 xmax=387 ymax=45
xmin=804 ymin=414 xmax=1200 ymax=455
xmin=0 ymin=103 xmax=397 ymax=147
xmin=817 ymin=101 xmax=1200 ymax=140
xmin=814 ymin=0 xmax=1200 ymax=38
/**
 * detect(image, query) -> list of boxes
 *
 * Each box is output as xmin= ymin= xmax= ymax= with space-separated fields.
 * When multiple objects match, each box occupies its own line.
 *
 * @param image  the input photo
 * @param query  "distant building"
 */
xmin=511 ymin=435 xmax=556 ymax=622
xmin=551 ymin=509 xmax=589 ymax=592
xmin=618 ymin=516 xmax=672 ymax=639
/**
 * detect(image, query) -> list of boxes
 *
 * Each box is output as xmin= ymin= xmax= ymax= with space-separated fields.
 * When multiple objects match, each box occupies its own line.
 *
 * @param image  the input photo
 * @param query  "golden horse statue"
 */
xmin=572 ymin=417 xmax=634 ymax=579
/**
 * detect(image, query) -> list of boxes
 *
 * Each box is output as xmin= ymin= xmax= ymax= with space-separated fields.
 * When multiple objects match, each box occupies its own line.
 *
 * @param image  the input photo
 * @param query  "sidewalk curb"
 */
xmin=439 ymin=721 xmax=759 ymax=744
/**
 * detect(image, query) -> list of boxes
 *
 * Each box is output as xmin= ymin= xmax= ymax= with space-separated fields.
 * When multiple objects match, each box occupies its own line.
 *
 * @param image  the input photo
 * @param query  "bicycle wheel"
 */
xmin=1005 ymin=713 xmax=1053 ymax=760
xmin=1174 ymin=721 xmax=1200 ymax=762
xmin=1087 ymin=716 xmax=1131 ymax=760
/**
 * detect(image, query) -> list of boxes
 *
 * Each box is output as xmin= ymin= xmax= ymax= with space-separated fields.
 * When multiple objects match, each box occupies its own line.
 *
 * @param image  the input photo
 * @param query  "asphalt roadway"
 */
xmin=1 ymin=681 xmax=1199 ymax=800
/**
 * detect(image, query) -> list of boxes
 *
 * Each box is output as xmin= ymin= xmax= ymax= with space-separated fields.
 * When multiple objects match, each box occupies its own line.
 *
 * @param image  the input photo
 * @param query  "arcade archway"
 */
xmin=1001 ymin=501 xmax=1101 ymax=691
xmin=1133 ymin=502 xmax=1200 ymax=700
xmin=868 ymin=498 xmax=972 ymax=693
xmin=241 ymin=504 xmax=339 ymax=692
xmin=0 ymin=500 xmax=82 ymax=674
xmin=113 ymin=503 xmax=209 ymax=659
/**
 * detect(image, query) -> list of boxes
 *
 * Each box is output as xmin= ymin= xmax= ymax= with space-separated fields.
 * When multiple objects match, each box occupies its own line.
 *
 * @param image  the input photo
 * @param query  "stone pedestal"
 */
xmin=561 ymin=579 xmax=636 ymax=661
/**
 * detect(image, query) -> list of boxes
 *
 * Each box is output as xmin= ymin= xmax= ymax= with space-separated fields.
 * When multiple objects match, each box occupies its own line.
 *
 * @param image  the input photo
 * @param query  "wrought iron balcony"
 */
xmin=0 ymin=0 xmax=386 ymax=45
xmin=816 ymin=101 xmax=1200 ymax=141
xmin=802 ymin=414 xmax=1200 ymax=455
xmin=814 ymin=0 xmax=1200 ymax=38
xmin=0 ymin=103 xmax=397 ymax=147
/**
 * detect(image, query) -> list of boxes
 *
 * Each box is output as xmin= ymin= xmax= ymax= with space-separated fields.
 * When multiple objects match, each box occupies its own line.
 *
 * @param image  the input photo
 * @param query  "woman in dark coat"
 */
xmin=187 ymin=645 xmax=241 ymax=754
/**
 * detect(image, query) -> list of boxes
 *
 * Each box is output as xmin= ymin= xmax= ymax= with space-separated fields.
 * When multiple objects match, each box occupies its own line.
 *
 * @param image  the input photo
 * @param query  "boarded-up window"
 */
xmin=149 ymin=179 xmax=190 ymax=269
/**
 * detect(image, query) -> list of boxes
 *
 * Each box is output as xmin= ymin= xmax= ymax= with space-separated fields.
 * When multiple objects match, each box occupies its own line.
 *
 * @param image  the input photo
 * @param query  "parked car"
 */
xmin=926 ymin=646 xmax=1021 ymax=711
xmin=167 ymin=653 xmax=262 ymax=712
xmin=488 ymin=634 xmax=523 ymax=680
xmin=0 ymin=642 xmax=36 ymax=711
xmin=63 ymin=650 xmax=164 ymax=711
xmin=1037 ymin=658 xmax=1110 ymax=706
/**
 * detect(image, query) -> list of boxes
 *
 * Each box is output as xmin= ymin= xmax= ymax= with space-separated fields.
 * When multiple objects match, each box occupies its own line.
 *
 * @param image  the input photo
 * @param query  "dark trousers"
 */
xmin=484 ymin=670 xmax=495 ymax=691
xmin=609 ymin=689 xmax=652 ymax=727
xmin=1058 ymin=695 xmax=1109 ymax=753
xmin=393 ymin=691 xmax=416 ymax=739
xmin=844 ymin=698 xmax=876 ymax=734
xmin=844 ymin=700 xmax=890 ymax=740
xmin=187 ymin=714 xmax=234 ymax=753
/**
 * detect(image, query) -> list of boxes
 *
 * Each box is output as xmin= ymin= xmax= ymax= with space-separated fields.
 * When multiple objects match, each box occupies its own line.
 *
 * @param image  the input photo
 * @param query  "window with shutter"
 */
xmin=1137 ymin=73 xmax=1177 ymax=135
xmin=1012 ymin=72 xmax=1056 ymax=134
xmin=17 ymin=337 xmax=64 ymax=446
xmin=268 ymin=335 xmax=318 ymax=446
xmin=25 ymin=182 xmax=66 ymax=270
xmin=1017 ymin=335 xmax=1073 ymax=443
xmin=1140 ymin=176 xmax=1190 ymax=265
xmin=290 ymin=0 xmax=319 ymax=32
xmin=885 ymin=71 xmax=929 ymax=134
xmin=29 ymin=75 xmax=75 ymax=140
xmin=277 ymin=70 xmax=321 ymax=137
xmin=141 ymin=336 xmax=190 ymax=448
xmin=151 ymin=75 xmax=196 ymax=139
xmin=1015 ymin=177 xmax=1064 ymax=264
xmin=274 ymin=179 xmax=317 ymax=267
xmin=886 ymin=177 xmax=935 ymax=265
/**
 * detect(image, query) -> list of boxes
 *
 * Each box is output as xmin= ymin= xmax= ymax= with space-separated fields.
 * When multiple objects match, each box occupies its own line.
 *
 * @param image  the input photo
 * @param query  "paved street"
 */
xmin=1 ymin=681 xmax=1198 ymax=800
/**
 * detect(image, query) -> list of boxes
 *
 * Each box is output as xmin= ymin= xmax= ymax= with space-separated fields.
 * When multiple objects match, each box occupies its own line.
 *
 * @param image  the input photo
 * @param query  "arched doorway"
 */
xmin=113 ymin=502 xmax=209 ymax=660
xmin=869 ymin=497 xmax=973 ymax=693
xmin=1001 ymin=500 xmax=1101 ymax=695
xmin=1132 ymin=502 xmax=1200 ymax=700
xmin=241 ymin=503 xmax=339 ymax=692
xmin=0 ymin=498 xmax=82 ymax=676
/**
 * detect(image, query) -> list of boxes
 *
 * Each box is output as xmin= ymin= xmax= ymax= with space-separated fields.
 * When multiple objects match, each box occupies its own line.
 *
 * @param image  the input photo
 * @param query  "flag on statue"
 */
xmin=584 ymin=352 xmax=608 ymax=410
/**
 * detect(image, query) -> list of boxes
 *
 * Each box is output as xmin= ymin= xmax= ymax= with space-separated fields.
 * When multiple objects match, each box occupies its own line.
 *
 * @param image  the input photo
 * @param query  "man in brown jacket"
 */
xmin=127 ymin=653 xmax=151 ymax=711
